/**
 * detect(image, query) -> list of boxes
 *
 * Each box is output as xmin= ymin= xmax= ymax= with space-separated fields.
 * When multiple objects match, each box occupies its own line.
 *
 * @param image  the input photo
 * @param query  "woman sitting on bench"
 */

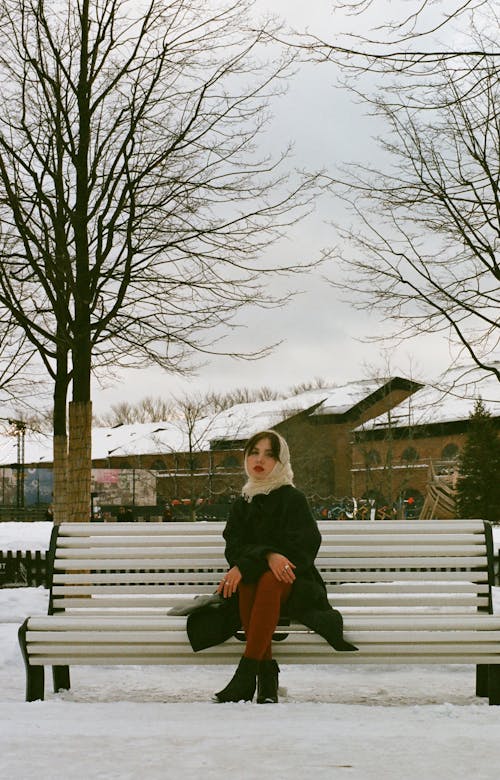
xmin=211 ymin=430 xmax=357 ymax=704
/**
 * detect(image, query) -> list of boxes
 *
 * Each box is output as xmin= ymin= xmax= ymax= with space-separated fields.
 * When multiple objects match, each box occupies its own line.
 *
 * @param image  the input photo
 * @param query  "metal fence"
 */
xmin=0 ymin=507 xmax=49 ymax=522
xmin=0 ymin=550 xmax=48 ymax=588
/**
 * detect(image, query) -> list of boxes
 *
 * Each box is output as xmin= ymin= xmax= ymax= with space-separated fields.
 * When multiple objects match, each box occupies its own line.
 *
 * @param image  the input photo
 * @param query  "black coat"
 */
xmin=187 ymin=485 xmax=358 ymax=653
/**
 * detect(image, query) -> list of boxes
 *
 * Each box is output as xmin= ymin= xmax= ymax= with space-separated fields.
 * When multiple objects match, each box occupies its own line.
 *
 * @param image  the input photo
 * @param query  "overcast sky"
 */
xmin=91 ymin=0 xmax=469 ymax=414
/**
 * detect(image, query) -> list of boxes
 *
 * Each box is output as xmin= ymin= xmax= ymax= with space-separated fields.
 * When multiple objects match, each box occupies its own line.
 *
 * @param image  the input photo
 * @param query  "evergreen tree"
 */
xmin=456 ymin=399 xmax=500 ymax=522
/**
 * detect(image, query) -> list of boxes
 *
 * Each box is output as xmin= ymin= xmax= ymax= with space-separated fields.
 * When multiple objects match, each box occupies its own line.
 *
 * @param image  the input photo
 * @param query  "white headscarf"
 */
xmin=241 ymin=430 xmax=295 ymax=502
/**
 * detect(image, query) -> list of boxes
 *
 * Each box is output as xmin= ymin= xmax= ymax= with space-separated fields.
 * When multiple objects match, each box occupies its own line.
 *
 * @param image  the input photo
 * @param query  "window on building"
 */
xmin=211 ymin=439 xmax=245 ymax=451
xmin=222 ymin=455 xmax=240 ymax=468
xmin=178 ymin=455 xmax=200 ymax=471
xmin=364 ymin=449 xmax=381 ymax=467
xmin=401 ymin=446 xmax=419 ymax=463
xmin=441 ymin=443 xmax=459 ymax=461
xmin=175 ymin=454 xmax=200 ymax=471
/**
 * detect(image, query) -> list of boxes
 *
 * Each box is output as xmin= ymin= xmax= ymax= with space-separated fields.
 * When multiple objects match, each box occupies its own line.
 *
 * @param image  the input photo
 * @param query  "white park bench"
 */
xmin=18 ymin=518 xmax=500 ymax=704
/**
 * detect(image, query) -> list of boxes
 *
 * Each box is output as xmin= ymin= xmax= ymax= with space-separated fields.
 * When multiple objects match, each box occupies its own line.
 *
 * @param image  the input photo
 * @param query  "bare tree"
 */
xmin=207 ymin=386 xmax=283 ymax=408
xmin=267 ymin=1 xmax=500 ymax=388
xmin=288 ymin=377 xmax=329 ymax=396
xmin=293 ymin=1 xmax=499 ymax=72
xmin=0 ymin=314 xmax=46 ymax=409
xmin=95 ymin=384 xmax=288 ymax=426
xmin=94 ymin=397 xmax=177 ymax=426
xmin=165 ymin=393 xmax=227 ymax=517
xmin=326 ymin=46 xmax=500 ymax=384
xmin=0 ymin=0 xmax=321 ymax=521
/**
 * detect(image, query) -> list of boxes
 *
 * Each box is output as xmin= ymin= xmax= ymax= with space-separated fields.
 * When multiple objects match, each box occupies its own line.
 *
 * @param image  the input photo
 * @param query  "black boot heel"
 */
xmin=213 ymin=656 xmax=259 ymax=703
xmin=257 ymin=659 xmax=280 ymax=704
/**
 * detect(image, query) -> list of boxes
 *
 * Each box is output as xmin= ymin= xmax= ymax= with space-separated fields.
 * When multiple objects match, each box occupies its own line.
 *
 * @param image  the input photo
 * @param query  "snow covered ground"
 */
xmin=0 ymin=521 xmax=53 ymax=552
xmin=3 ymin=523 xmax=500 ymax=779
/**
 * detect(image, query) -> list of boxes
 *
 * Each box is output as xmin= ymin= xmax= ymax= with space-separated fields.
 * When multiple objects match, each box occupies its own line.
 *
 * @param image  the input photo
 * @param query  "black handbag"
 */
xmin=167 ymin=592 xmax=224 ymax=616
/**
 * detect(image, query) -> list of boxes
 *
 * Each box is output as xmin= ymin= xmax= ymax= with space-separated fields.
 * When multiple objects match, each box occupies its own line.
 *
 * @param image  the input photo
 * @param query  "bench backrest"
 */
xmin=48 ymin=519 xmax=494 ymax=616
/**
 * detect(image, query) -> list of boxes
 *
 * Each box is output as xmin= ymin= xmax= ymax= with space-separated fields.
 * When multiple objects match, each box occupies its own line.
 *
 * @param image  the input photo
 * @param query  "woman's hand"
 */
xmin=266 ymin=552 xmax=296 ymax=583
xmin=217 ymin=565 xmax=242 ymax=598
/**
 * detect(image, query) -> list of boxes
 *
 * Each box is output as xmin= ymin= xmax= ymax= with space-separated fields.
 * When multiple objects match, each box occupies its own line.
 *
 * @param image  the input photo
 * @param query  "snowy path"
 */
xmin=2 ymin=588 xmax=500 ymax=779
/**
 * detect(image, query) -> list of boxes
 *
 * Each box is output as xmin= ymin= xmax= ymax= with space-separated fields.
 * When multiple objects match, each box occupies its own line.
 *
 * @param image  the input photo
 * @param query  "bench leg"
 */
xmin=488 ymin=666 xmax=500 ymax=706
xmin=53 ymin=665 xmax=71 ymax=693
xmin=476 ymin=664 xmax=489 ymax=697
xmin=18 ymin=619 xmax=45 ymax=702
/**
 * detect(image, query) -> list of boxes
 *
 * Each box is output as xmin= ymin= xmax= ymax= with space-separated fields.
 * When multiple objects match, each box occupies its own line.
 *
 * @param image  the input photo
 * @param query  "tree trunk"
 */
xmin=52 ymin=435 xmax=68 ymax=526
xmin=51 ymin=351 xmax=70 ymax=525
xmin=68 ymin=400 xmax=92 ymax=522
xmin=67 ymin=0 xmax=92 ymax=524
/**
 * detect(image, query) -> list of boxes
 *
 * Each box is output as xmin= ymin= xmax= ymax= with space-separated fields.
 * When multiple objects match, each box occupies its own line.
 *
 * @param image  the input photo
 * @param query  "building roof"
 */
xmin=0 ymin=427 xmax=51 ymax=467
xmin=2 ymin=368 xmax=494 ymax=467
xmin=354 ymin=364 xmax=500 ymax=434
xmin=309 ymin=377 xmax=421 ymax=418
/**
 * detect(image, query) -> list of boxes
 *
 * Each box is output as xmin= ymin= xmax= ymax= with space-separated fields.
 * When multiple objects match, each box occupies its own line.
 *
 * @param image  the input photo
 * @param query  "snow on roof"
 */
xmin=92 ymin=422 xmax=188 ymax=459
xmin=3 ymin=369 xmax=488 ymax=465
xmin=309 ymin=378 xmax=391 ymax=416
xmin=0 ymin=388 xmax=331 ymax=466
xmin=355 ymin=365 xmax=500 ymax=432
xmin=204 ymin=378 xmax=406 ymax=440
xmin=204 ymin=391 xmax=329 ymax=443
xmin=0 ymin=427 xmax=52 ymax=467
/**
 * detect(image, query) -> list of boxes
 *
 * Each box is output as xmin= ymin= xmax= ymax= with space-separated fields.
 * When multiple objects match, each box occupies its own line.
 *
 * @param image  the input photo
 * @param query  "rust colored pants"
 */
xmin=238 ymin=570 xmax=292 ymax=661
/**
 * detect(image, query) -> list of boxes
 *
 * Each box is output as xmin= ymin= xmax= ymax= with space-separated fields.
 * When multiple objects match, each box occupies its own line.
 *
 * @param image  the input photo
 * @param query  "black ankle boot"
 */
xmin=213 ymin=656 xmax=259 ymax=703
xmin=257 ymin=659 xmax=280 ymax=704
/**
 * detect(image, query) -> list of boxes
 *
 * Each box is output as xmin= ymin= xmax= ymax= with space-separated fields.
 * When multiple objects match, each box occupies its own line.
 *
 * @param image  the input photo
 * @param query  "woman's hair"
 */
xmin=244 ymin=431 xmax=282 ymax=461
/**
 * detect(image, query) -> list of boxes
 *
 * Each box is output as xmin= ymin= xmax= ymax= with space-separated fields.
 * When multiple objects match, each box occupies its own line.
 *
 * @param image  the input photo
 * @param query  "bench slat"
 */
xmin=56 ymin=519 xmax=487 ymax=535
xmin=27 ymin=613 xmax=500 ymax=631
xmin=56 ymin=533 xmax=488 ymax=549
xmin=26 ymin=653 xmax=500 ymax=666
xmin=49 ymin=595 xmax=490 ymax=609
xmin=55 ymin=548 xmax=227 ymax=559
xmin=54 ymin=544 xmax=487 ymax=559
xmin=310 ymin=556 xmax=488 ymax=567
xmin=25 ymin=628 xmax=500 ymax=644
xmin=52 ymin=558 xmax=226 ymax=569
xmin=51 ymin=569 xmax=491 ymax=584
xmin=51 ymin=581 xmax=491 ymax=595
xmin=51 ymin=555 xmax=489 ymax=569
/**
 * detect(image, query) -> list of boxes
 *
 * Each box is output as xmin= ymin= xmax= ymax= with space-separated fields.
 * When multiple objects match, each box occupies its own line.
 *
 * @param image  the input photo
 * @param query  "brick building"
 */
xmin=351 ymin=369 xmax=500 ymax=518
xmin=273 ymin=377 xmax=422 ymax=498
xmin=2 ymin=367 xmax=498 ymax=518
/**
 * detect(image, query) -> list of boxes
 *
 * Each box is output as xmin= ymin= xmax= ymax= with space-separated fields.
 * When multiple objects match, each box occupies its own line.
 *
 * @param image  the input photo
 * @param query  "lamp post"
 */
xmin=7 ymin=419 xmax=27 ymax=509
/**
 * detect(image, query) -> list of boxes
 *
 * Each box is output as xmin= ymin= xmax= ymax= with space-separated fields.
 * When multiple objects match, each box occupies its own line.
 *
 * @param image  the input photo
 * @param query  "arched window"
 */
xmin=362 ymin=488 xmax=387 ymax=505
xmin=175 ymin=454 xmax=200 ymax=471
xmin=222 ymin=455 xmax=240 ymax=468
xmin=402 ymin=446 xmax=419 ymax=463
xmin=441 ymin=443 xmax=459 ymax=461
xmin=189 ymin=456 xmax=200 ymax=471
xmin=364 ymin=449 xmax=381 ymax=467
